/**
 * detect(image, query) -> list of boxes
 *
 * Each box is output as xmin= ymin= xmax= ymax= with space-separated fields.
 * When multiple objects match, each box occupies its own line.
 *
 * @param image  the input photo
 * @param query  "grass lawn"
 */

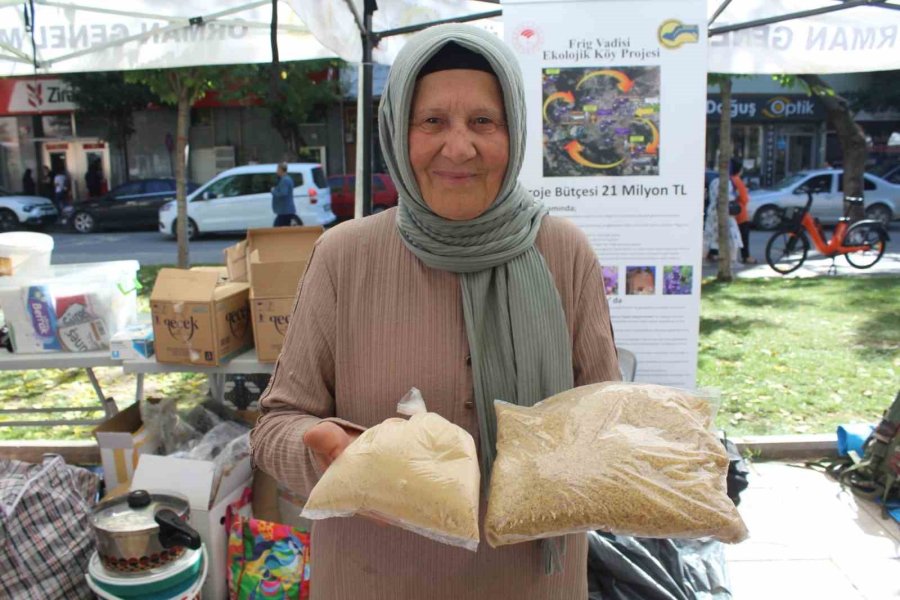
xmin=1 ymin=267 xmax=897 ymax=440
xmin=697 ymin=276 xmax=899 ymax=436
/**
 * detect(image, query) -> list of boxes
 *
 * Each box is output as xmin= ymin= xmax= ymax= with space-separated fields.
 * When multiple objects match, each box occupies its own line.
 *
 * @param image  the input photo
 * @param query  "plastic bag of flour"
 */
xmin=301 ymin=388 xmax=481 ymax=551
xmin=485 ymin=382 xmax=748 ymax=547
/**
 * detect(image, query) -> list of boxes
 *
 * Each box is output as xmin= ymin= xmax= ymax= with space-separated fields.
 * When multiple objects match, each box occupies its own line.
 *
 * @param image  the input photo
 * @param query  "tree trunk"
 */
xmin=175 ymin=84 xmax=191 ymax=269
xmin=799 ymin=74 xmax=867 ymax=221
xmin=716 ymin=78 xmax=734 ymax=282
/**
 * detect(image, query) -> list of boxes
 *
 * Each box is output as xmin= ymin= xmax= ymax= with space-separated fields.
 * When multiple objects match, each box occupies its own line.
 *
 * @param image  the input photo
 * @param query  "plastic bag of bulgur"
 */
xmin=301 ymin=388 xmax=481 ymax=551
xmin=484 ymin=382 xmax=748 ymax=547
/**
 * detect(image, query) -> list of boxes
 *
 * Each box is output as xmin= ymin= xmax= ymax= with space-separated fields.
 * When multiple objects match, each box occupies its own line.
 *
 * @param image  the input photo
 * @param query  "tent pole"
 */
xmin=361 ymin=0 xmax=375 ymax=217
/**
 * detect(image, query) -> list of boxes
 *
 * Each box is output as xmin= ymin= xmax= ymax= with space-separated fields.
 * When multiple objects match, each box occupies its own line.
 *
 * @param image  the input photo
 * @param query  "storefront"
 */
xmin=0 ymin=77 xmax=110 ymax=200
xmin=705 ymin=93 xmax=828 ymax=189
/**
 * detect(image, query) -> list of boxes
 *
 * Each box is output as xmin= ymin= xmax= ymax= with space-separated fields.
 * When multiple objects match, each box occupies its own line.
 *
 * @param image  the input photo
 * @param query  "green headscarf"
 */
xmin=379 ymin=24 xmax=573 ymax=573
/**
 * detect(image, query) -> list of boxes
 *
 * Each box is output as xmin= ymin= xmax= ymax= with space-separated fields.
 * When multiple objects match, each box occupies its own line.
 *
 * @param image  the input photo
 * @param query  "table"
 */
xmin=122 ymin=349 xmax=274 ymax=404
xmin=0 ymin=349 xmax=122 ymax=427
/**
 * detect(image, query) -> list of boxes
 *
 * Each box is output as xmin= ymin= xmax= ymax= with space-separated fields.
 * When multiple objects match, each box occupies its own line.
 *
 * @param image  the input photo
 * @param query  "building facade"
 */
xmin=0 ymin=76 xmax=345 ymax=202
xmin=705 ymin=73 xmax=899 ymax=189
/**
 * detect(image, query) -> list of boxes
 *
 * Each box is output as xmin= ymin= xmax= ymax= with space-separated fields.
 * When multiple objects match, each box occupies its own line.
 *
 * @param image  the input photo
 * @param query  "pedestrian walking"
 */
xmin=21 ymin=169 xmax=35 ymax=195
xmin=270 ymin=162 xmax=297 ymax=227
xmin=731 ymin=158 xmax=757 ymax=264
xmin=53 ymin=169 xmax=69 ymax=212
xmin=704 ymin=162 xmax=742 ymax=262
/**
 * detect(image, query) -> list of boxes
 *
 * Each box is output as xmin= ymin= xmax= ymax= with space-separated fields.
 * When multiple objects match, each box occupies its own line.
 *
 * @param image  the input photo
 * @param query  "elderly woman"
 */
xmin=250 ymin=24 xmax=619 ymax=599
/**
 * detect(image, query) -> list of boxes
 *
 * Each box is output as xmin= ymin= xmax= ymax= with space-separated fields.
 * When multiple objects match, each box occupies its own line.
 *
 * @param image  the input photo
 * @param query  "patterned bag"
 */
xmin=0 ymin=455 xmax=100 ymax=600
xmin=226 ymin=486 xmax=310 ymax=600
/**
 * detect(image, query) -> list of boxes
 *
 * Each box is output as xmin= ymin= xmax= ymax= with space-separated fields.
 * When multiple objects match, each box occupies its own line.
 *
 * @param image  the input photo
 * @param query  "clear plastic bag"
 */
xmin=139 ymin=397 xmax=201 ymax=455
xmin=485 ymin=382 xmax=749 ymax=547
xmin=300 ymin=388 xmax=481 ymax=551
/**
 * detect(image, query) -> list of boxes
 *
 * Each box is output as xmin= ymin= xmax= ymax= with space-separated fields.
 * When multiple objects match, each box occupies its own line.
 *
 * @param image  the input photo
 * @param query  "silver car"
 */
xmin=0 ymin=189 xmax=58 ymax=232
xmin=748 ymin=169 xmax=898 ymax=230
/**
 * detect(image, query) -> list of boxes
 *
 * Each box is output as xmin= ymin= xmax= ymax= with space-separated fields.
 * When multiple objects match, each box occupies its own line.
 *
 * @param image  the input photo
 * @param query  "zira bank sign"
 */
xmin=0 ymin=78 xmax=76 ymax=114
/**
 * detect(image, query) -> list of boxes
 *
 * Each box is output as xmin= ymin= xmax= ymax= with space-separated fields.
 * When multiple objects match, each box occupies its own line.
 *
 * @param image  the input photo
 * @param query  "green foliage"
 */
xmin=63 ymin=72 xmax=156 ymax=137
xmin=223 ymin=60 xmax=344 ymax=153
xmin=846 ymin=70 xmax=900 ymax=112
xmin=125 ymin=66 xmax=233 ymax=106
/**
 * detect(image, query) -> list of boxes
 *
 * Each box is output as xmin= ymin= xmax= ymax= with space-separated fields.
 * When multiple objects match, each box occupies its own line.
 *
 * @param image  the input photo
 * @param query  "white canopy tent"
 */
xmin=0 ymin=0 xmax=339 ymax=75
xmin=2 ymin=0 xmax=899 ymax=217
xmin=707 ymin=0 xmax=900 ymax=74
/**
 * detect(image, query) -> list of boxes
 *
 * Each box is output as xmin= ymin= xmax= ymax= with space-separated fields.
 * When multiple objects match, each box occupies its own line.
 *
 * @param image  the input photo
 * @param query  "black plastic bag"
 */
xmin=722 ymin=437 xmax=750 ymax=506
xmin=587 ymin=532 xmax=733 ymax=600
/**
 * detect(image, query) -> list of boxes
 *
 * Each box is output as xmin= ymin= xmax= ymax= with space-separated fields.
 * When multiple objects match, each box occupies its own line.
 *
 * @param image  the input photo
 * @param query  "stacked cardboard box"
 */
xmin=149 ymin=267 xmax=252 ymax=366
xmin=225 ymin=227 xmax=322 ymax=362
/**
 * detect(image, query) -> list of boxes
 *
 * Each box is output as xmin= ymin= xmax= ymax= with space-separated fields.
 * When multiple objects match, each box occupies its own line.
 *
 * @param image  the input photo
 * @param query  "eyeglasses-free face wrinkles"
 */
xmin=408 ymin=69 xmax=510 ymax=221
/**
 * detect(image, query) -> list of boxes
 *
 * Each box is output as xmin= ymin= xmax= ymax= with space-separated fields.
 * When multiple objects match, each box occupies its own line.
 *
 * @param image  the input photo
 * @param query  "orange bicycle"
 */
xmin=765 ymin=191 xmax=890 ymax=274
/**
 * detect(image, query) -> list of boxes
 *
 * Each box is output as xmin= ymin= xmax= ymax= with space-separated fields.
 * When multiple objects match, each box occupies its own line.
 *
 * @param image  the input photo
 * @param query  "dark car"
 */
xmin=71 ymin=178 xmax=199 ymax=233
xmin=327 ymin=173 xmax=398 ymax=220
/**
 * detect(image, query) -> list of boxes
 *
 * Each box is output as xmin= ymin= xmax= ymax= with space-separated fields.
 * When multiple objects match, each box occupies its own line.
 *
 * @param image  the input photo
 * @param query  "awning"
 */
xmin=707 ymin=0 xmax=900 ymax=74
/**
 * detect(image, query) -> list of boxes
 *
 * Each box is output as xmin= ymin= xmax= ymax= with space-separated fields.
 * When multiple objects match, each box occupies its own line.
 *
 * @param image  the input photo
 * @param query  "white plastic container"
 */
xmin=0 ymin=231 xmax=54 ymax=276
xmin=0 ymin=260 xmax=139 ymax=353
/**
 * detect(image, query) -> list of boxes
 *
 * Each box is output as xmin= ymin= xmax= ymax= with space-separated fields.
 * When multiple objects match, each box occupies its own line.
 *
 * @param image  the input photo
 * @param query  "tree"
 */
xmin=775 ymin=75 xmax=867 ymax=221
xmin=708 ymin=74 xmax=736 ymax=282
xmin=62 ymin=72 xmax=156 ymax=182
xmin=225 ymin=59 xmax=343 ymax=158
xmin=125 ymin=67 xmax=231 ymax=268
xmin=847 ymin=70 xmax=900 ymax=113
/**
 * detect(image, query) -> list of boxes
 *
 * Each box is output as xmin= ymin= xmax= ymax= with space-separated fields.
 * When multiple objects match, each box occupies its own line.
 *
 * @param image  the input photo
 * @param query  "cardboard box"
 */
xmin=225 ymin=227 xmax=322 ymax=363
xmin=150 ymin=267 xmax=252 ymax=366
xmin=110 ymin=323 xmax=154 ymax=360
xmin=93 ymin=402 xmax=159 ymax=490
xmin=132 ymin=453 xmax=252 ymax=600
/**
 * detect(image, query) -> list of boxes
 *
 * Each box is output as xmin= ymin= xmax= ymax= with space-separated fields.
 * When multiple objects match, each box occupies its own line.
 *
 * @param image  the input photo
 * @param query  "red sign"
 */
xmin=82 ymin=143 xmax=106 ymax=150
xmin=0 ymin=77 xmax=76 ymax=115
xmin=45 ymin=143 xmax=69 ymax=150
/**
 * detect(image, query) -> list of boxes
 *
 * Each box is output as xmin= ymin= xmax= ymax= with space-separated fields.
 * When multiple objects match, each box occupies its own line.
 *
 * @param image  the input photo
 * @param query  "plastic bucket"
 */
xmin=86 ymin=545 xmax=208 ymax=600
xmin=0 ymin=231 xmax=53 ymax=276
xmin=836 ymin=423 xmax=875 ymax=457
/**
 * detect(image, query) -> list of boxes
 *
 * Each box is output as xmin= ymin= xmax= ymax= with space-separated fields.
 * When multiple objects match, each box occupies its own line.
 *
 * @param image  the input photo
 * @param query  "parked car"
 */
xmin=159 ymin=163 xmax=336 ymax=239
xmin=871 ymin=161 xmax=900 ymax=185
xmin=327 ymin=173 xmax=398 ymax=220
xmin=747 ymin=169 xmax=898 ymax=230
xmin=71 ymin=178 xmax=198 ymax=233
xmin=0 ymin=188 xmax=58 ymax=232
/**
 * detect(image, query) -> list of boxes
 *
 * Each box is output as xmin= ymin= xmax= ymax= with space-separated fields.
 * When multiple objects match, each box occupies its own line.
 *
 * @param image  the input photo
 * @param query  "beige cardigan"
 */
xmin=250 ymin=208 xmax=619 ymax=599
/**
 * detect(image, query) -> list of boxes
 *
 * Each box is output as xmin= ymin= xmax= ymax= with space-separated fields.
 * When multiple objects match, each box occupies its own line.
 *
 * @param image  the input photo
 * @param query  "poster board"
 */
xmin=504 ymin=0 xmax=707 ymax=388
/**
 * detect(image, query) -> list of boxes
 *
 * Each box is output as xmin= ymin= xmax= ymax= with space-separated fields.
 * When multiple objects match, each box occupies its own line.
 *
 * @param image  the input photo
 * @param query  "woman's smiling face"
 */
xmin=408 ymin=69 xmax=510 ymax=221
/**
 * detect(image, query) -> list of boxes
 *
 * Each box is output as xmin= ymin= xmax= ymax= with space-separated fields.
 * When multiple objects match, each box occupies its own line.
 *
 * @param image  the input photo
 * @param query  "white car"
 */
xmin=0 ymin=189 xmax=58 ymax=232
xmin=748 ymin=169 xmax=898 ymax=230
xmin=159 ymin=163 xmax=336 ymax=239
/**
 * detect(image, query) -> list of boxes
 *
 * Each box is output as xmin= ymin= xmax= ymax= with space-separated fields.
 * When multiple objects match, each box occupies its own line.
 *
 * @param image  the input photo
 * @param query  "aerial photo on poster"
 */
xmin=543 ymin=66 xmax=660 ymax=177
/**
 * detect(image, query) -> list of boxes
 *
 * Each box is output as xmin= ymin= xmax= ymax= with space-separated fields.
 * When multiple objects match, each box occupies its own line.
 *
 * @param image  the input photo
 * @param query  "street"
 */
xmin=48 ymin=228 xmax=244 ymax=266
xmin=43 ymin=222 xmax=900 ymax=273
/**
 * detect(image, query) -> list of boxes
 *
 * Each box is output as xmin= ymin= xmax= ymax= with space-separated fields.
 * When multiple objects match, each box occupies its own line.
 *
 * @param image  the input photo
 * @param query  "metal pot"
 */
xmin=90 ymin=489 xmax=202 ymax=573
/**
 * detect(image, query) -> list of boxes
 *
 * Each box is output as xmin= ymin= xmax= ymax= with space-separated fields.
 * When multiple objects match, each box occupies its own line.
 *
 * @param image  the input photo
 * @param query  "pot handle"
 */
xmin=155 ymin=509 xmax=202 ymax=550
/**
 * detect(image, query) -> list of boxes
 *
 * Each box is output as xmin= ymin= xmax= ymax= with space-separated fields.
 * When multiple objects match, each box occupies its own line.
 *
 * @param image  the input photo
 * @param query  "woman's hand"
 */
xmin=303 ymin=421 xmax=360 ymax=472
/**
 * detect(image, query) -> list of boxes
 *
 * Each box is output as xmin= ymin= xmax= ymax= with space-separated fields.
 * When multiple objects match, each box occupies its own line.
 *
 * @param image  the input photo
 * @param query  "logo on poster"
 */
xmin=512 ymin=23 xmax=543 ymax=54
xmin=658 ymin=20 xmax=699 ymax=49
